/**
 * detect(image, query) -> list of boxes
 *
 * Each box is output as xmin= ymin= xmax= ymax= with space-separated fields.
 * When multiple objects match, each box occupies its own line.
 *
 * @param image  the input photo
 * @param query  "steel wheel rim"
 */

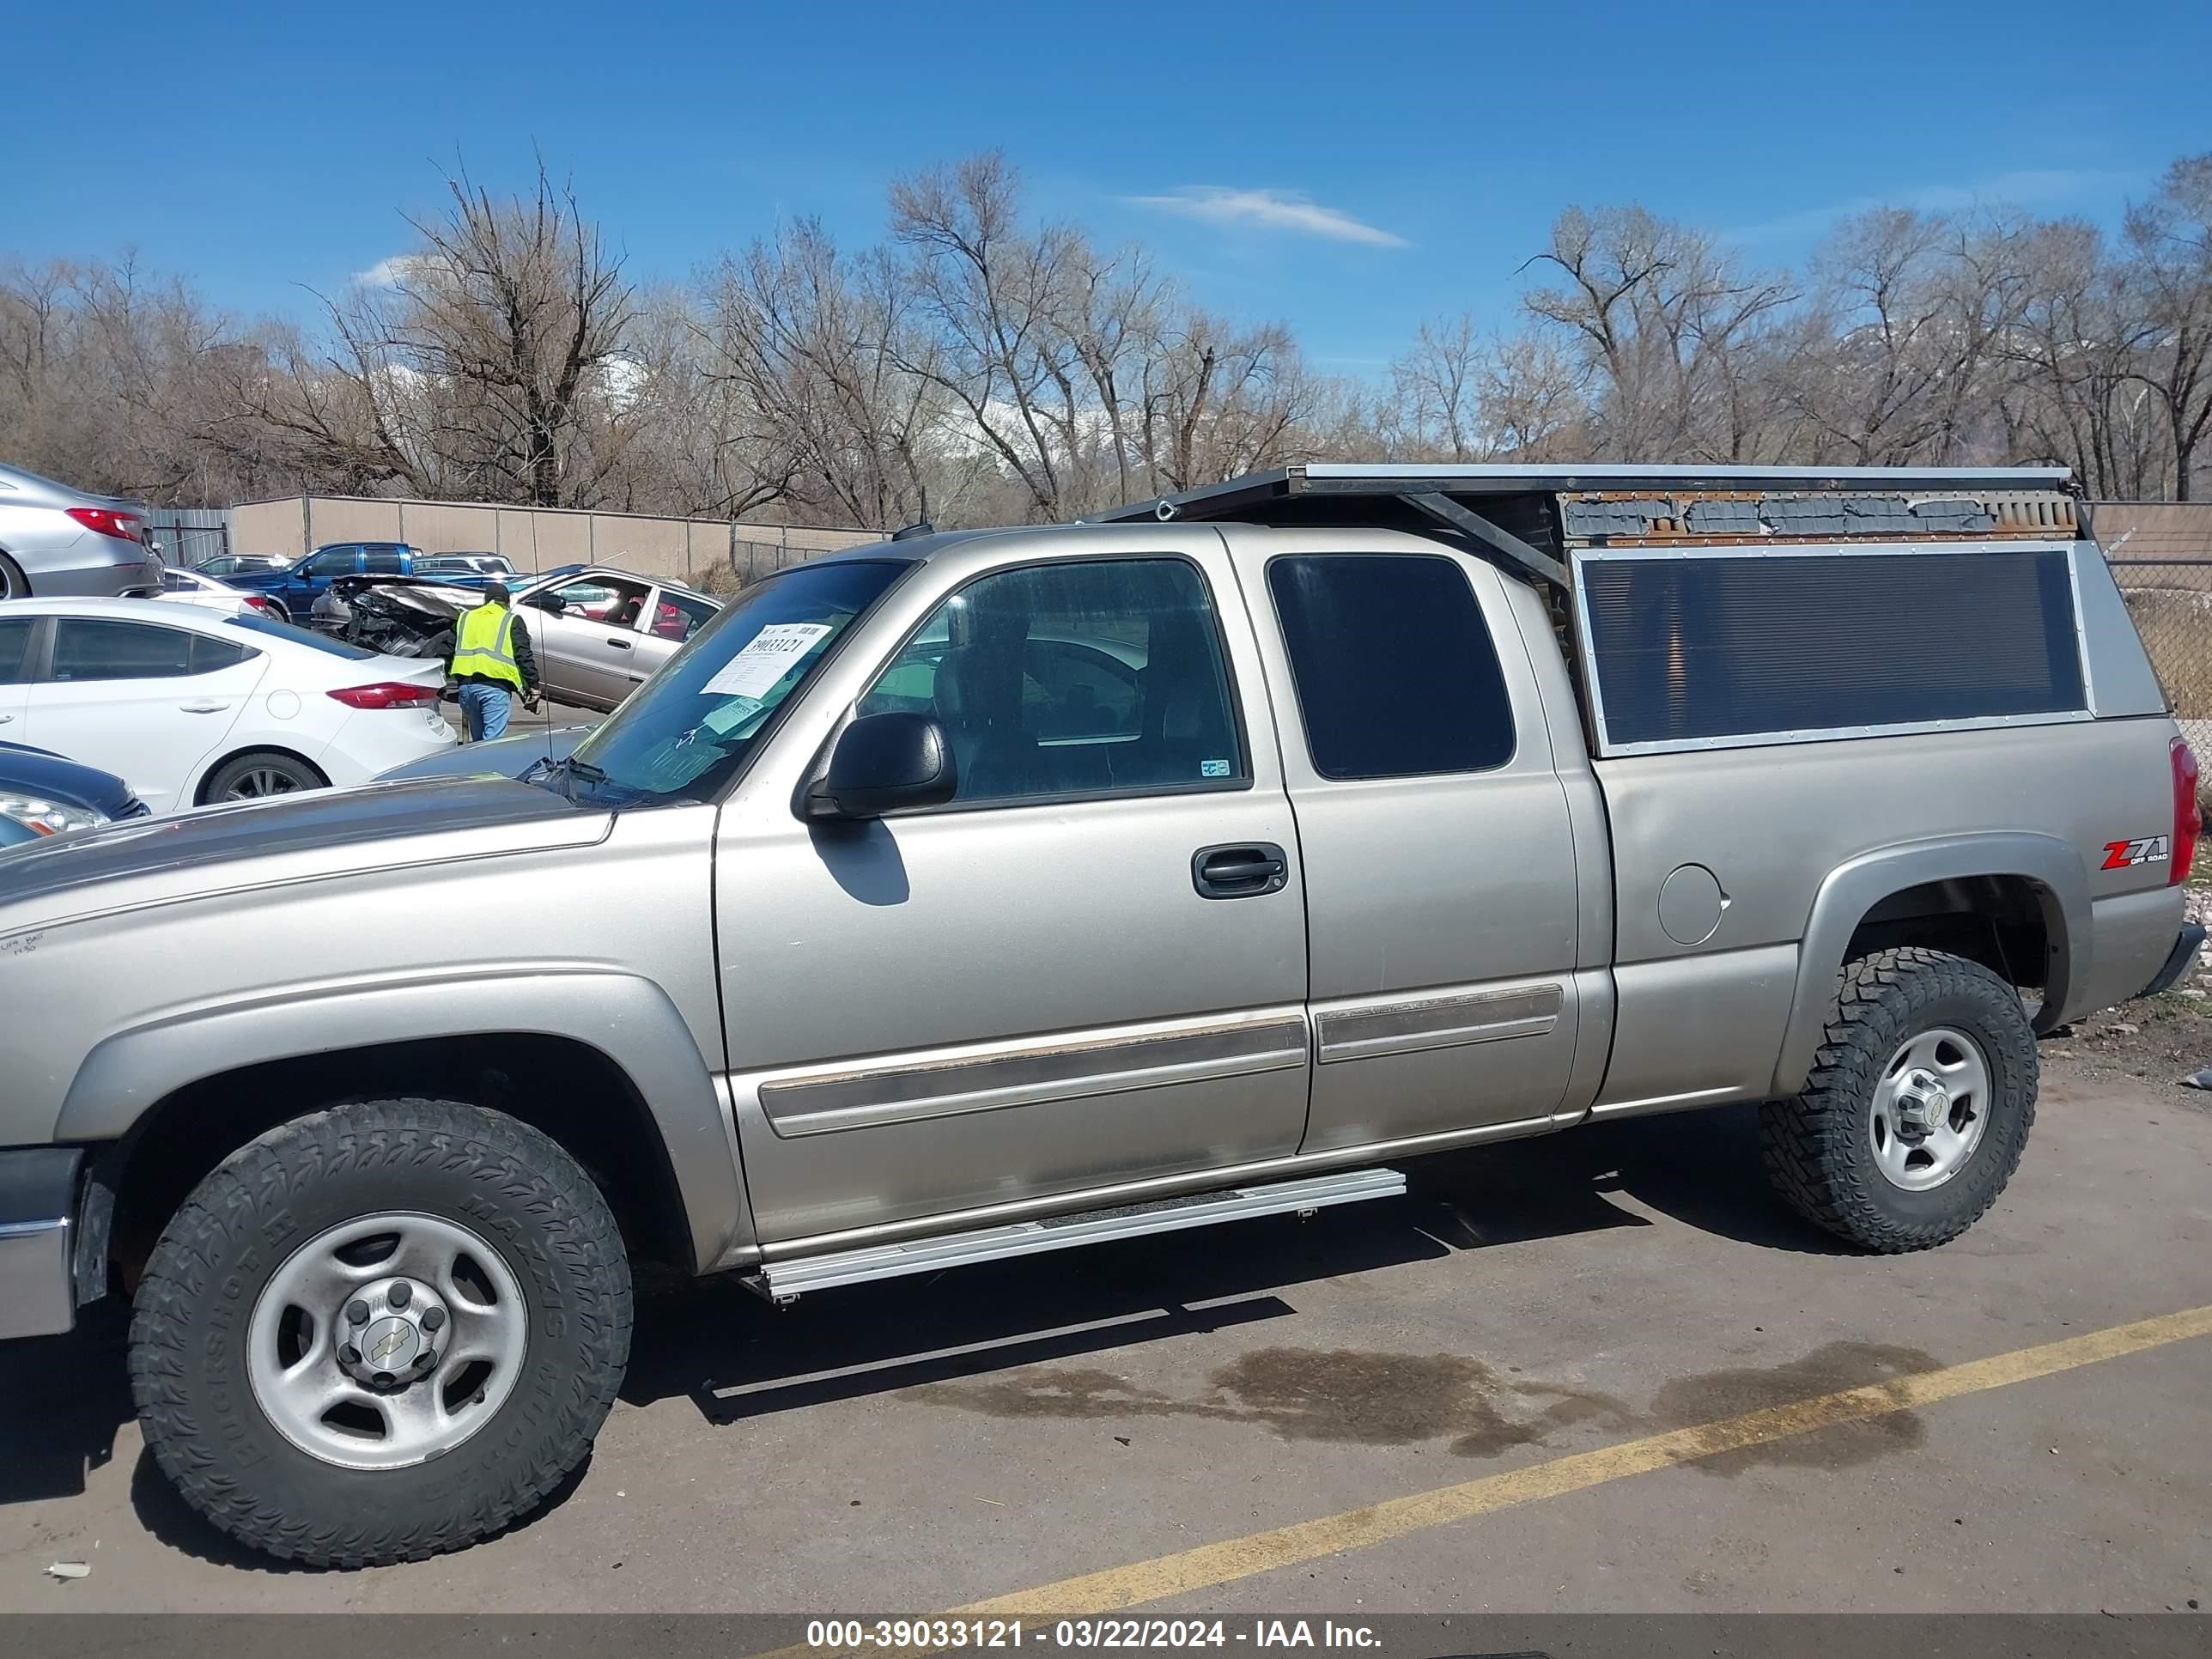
xmin=246 ymin=1212 xmax=529 ymax=1471
xmin=228 ymin=767 xmax=301 ymax=799
xmin=1869 ymin=1025 xmax=1992 ymax=1191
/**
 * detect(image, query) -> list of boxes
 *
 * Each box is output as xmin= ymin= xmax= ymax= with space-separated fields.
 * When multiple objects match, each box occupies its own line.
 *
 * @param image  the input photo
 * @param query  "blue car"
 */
xmin=222 ymin=542 xmax=501 ymax=622
xmin=0 ymin=738 xmax=148 ymax=841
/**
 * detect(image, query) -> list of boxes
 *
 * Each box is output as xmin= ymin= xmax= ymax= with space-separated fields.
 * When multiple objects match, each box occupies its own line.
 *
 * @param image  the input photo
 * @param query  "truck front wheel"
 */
xmin=1760 ymin=946 xmax=2038 ymax=1252
xmin=129 ymin=1099 xmax=632 ymax=1566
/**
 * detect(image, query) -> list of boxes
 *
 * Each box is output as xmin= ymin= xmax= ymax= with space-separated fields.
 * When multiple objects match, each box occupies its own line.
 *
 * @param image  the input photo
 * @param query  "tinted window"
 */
xmin=1268 ymin=555 xmax=1516 ymax=780
xmin=0 ymin=617 xmax=33 ymax=683
xmin=51 ymin=619 xmax=198 ymax=681
xmin=190 ymin=635 xmax=254 ymax=672
xmin=305 ymin=549 xmax=358 ymax=577
xmin=1580 ymin=547 xmax=2087 ymax=746
xmin=858 ymin=558 xmax=1243 ymax=805
xmin=362 ymin=548 xmax=405 ymax=574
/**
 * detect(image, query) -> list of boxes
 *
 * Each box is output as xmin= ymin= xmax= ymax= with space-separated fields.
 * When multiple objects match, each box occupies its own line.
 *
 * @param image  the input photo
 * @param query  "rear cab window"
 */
xmin=1267 ymin=554 xmax=1516 ymax=779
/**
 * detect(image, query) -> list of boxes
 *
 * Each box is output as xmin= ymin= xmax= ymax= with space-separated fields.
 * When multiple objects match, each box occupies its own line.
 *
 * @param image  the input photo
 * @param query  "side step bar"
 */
xmin=752 ymin=1167 xmax=1407 ymax=1302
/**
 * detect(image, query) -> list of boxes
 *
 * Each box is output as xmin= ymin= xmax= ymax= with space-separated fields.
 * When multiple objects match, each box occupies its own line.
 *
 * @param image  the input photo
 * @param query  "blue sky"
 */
xmin=11 ymin=0 xmax=2209 ymax=371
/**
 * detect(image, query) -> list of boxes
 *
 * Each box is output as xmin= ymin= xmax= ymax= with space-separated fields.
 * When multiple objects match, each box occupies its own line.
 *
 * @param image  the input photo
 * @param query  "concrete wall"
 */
xmin=230 ymin=495 xmax=884 ymax=585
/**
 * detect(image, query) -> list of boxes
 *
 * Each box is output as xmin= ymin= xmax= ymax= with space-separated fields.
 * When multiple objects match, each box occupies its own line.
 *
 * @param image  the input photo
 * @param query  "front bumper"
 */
xmin=0 ymin=1147 xmax=82 ymax=1340
xmin=2140 ymin=922 xmax=2207 ymax=1000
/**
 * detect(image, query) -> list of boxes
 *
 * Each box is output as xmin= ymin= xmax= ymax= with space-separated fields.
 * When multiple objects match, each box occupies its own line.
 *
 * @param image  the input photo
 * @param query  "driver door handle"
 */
xmin=605 ymin=637 xmax=632 ymax=650
xmin=179 ymin=701 xmax=230 ymax=714
xmin=1193 ymin=842 xmax=1289 ymax=899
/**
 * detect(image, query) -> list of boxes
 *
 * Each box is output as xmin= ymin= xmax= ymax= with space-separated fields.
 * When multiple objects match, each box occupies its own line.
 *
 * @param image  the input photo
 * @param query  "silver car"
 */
xmin=189 ymin=554 xmax=289 ymax=578
xmin=511 ymin=564 xmax=720 ymax=710
xmin=0 ymin=461 xmax=161 ymax=599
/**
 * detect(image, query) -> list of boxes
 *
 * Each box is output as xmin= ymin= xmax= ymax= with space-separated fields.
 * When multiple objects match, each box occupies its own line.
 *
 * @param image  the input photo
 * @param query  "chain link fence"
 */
xmin=2111 ymin=559 xmax=2212 ymax=770
xmin=699 ymin=538 xmax=844 ymax=595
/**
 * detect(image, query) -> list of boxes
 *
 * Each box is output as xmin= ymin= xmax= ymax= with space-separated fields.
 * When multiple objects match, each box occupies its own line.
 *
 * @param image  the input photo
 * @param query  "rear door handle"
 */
xmin=179 ymin=701 xmax=229 ymax=714
xmin=1193 ymin=842 xmax=1289 ymax=899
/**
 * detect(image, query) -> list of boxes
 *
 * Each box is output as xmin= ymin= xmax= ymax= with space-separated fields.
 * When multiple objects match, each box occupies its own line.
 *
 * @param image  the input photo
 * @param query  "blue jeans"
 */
xmin=458 ymin=682 xmax=513 ymax=742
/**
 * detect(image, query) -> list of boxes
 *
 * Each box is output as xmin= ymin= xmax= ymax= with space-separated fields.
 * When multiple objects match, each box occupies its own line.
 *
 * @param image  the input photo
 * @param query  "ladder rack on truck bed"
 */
xmin=1091 ymin=461 xmax=2084 ymax=592
xmin=1094 ymin=463 xmax=2127 ymax=761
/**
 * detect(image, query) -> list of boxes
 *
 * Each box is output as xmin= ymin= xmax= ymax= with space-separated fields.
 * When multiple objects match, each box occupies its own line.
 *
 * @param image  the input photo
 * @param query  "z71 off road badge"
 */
xmin=2102 ymin=835 xmax=2171 ymax=870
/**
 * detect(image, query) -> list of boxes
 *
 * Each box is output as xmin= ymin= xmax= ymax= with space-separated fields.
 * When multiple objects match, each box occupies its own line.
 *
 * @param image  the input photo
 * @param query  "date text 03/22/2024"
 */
xmin=804 ymin=1620 xmax=1387 ymax=1650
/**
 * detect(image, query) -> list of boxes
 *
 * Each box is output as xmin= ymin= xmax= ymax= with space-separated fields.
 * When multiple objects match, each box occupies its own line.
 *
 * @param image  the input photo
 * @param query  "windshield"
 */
xmin=565 ymin=559 xmax=910 ymax=804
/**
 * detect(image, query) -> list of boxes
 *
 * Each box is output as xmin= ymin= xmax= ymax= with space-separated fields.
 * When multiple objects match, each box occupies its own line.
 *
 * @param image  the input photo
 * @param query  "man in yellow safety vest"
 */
xmin=445 ymin=584 xmax=541 ymax=741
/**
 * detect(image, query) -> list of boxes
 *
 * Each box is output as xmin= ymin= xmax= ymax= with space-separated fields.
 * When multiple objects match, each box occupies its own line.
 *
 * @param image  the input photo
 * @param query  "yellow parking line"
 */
xmin=948 ymin=1304 xmax=2212 ymax=1616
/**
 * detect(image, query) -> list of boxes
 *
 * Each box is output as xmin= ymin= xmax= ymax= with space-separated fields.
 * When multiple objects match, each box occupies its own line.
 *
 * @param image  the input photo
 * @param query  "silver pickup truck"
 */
xmin=0 ymin=463 xmax=2200 ymax=1568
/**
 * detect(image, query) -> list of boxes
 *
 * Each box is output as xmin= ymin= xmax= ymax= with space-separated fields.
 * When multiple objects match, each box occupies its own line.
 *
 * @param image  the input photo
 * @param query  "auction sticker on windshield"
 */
xmin=702 ymin=623 xmax=834 ymax=700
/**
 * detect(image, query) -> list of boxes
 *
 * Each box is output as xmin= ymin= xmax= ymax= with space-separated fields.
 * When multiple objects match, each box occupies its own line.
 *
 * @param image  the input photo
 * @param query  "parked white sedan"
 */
xmin=0 ymin=599 xmax=456 ymax=812
xmin=150 ymin=564 xmax=284 ymax=617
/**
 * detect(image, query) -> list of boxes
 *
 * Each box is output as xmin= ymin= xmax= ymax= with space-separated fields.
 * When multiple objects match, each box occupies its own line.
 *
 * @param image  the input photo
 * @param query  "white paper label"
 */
xmin=700 ymin=623 xmax=833 ymax=701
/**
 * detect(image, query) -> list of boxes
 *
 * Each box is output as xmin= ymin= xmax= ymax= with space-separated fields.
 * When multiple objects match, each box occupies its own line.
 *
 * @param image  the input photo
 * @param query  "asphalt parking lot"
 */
xmin=3 ymin=1039 xmax=2207 ymax=1615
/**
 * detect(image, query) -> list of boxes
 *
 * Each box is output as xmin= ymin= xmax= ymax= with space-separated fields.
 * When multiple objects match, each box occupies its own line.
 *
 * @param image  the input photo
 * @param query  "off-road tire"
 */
xmin=1759 ymin=946 xmax=2038 ymax=1252
xmin=130 ymin=1099 xmax=633 ymax=1567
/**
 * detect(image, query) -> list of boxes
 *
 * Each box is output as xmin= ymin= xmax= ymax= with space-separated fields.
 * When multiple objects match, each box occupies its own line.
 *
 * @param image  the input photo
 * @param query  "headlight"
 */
xmin=0 ymin=793 xmax=108 ymax=836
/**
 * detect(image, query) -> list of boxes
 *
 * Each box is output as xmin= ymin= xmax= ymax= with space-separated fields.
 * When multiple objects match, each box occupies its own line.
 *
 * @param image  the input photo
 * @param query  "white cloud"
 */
xmin=353 ymin=252 xmax=432 ymax=288
xmin=600 ymin=356 xmax=647 ymax=410
xmin=1127 ymin=186 xmax=1408 ymax=247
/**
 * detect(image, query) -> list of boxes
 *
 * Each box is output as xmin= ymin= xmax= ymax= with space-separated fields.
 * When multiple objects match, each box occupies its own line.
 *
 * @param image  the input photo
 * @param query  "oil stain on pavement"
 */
xmin=914 ymin=1339 xmax=1942 ymax=1469
xmin=910 ymin=1346 xmax=1634 ymax=1458
xmin=1649 ymin=1340 xmax=1942 ymax=1474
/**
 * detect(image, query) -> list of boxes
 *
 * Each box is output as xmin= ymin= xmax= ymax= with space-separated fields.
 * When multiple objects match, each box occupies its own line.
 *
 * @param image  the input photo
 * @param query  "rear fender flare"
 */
xmin=55 ymin=967 xmax=751 ymax=1273
xmin=1770 ymin=833 xmax=2087 ymax=1097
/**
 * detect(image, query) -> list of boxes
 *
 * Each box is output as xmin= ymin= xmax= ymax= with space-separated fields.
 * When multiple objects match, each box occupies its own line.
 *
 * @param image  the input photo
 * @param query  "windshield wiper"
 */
xmin=536 ymin=752 xmax=610 ymax=804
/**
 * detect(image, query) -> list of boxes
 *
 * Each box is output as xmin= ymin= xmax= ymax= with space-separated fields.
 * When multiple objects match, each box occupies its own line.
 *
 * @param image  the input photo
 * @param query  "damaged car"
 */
xmin=313 ymin=566 xmax=723 ymax=712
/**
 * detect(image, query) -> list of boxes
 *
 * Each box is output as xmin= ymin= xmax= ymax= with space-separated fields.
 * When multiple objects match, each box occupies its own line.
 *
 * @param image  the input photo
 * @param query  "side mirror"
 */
xmin=526 ymin=592 xmax=564 ymax=614
xmin=807 ymin=711 xmax=957 ymax=820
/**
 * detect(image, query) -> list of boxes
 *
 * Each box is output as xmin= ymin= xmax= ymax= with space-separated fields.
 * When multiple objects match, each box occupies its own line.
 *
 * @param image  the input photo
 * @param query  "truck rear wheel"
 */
xmin=129 ymin=1099 xmax=632 ymax=1567
xmin=1759 ymin=946 xmax=2038 ymax=1253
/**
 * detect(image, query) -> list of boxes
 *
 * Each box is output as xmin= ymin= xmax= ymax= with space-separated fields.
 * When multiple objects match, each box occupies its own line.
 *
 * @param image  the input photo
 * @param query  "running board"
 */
xmin=750 ymin=1168 xmax=1407 ymax=1302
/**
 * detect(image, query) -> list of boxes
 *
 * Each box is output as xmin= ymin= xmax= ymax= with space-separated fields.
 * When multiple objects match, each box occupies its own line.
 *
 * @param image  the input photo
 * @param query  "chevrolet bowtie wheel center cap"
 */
xmin=338 ymin=1278 xmax=447 ymax=1389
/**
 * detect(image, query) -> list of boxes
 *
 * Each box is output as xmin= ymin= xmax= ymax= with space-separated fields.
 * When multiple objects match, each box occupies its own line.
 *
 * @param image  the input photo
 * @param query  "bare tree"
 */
xmin=2123 ymin=155 xmax=2212 ymax=499
xmin=888 ymin=152 xmax=1091 ymax=520
xmin=1388 ymin=313 xmax=1489 ymax=460
xmin=2001 ymin=219 xmax=2165 ymax=497
xmin=702 ymin=220 xmax=944 ymax=526
xmin=11 ymin=146 xmax=2212 ymax=527
xmin=264 ymin=162 xmax=642 ymax=509
xmin=1526 ymin=205 xmax=1796 ymax=459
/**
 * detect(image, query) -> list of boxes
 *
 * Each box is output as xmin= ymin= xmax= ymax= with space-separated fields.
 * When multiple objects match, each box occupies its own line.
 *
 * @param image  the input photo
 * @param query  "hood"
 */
xmin=0 ymin=741 xmax=139 ymax=820
xmin=0 ymin=775 xmax=608 ymax=923
xmin=379 ymin=724 xmax=592 ymax=783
